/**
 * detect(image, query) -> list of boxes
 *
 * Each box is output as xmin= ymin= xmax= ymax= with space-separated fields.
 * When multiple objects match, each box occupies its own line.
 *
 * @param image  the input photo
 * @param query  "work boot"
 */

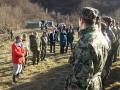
xmin=16 ymin=73 xmax=20 ymax=79
xmin=13 ymin=75 xmax=17 ymax=83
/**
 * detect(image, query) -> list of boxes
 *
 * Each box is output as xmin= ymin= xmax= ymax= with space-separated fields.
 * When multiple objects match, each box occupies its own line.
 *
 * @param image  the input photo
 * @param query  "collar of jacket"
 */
xmin=81 ymin=26 xmax=96 ymax=35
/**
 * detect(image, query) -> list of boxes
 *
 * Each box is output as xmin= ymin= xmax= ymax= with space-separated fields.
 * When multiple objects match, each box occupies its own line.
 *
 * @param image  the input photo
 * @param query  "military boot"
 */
xmin=13 ymin=75 xmax=17 ymax=83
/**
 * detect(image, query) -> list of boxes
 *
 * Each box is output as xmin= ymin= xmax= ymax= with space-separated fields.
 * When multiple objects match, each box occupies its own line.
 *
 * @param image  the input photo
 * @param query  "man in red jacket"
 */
xmin=12 ymin=35 xmax=25 ymax=83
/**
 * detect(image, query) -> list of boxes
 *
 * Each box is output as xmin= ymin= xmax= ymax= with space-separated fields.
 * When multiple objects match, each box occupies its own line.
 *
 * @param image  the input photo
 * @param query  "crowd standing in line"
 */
xmin=11 ymin=22 xmax=75 ymax=83
xmin=11 ymin=7 xmax=120 ymax=90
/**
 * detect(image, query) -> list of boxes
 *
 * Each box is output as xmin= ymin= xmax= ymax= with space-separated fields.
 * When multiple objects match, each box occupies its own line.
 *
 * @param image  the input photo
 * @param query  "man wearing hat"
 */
xmin=65 ymin=7 xmax=109 ymax=90
xmin=12 ymin=35 xmax=25 ymax=83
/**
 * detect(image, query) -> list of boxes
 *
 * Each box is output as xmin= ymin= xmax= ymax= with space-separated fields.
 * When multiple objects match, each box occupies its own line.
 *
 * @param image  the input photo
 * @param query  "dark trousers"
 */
xmin=60 ymin=45 xmax=65 ymax=54
xmin=32 ymin=50 xmax=40 ymax=65
xmin=50 ymin=42 xmax=55 ymax=53
xmin=66 ymin=42 xmax=73 ymax=52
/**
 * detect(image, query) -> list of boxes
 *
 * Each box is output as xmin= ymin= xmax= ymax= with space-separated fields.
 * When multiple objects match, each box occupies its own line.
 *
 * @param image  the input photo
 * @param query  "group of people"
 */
xmin=11 ymin=24 xmax=75 ymax=83
xmin=65 ymin=7 xmax=120 ymax=90
xmin=49 ymin=25 xmax=74 ymax=54
xmin=11 ymin=6 xmax=120 ymax=90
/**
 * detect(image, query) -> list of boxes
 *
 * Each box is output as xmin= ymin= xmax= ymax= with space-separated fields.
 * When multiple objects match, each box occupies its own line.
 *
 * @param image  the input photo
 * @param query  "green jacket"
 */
xmin=66 ymin=26 xmax=109 ymax=90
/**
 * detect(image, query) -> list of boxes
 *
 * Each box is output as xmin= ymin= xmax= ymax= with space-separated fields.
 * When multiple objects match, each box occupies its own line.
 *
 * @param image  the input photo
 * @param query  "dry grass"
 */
xmin=0 ymin=30 xmax=120 ymax=90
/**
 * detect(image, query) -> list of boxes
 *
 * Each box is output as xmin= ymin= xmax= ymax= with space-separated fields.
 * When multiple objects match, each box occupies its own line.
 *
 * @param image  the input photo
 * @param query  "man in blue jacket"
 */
xmin=60 ymin=29 xmax=67 ymax=54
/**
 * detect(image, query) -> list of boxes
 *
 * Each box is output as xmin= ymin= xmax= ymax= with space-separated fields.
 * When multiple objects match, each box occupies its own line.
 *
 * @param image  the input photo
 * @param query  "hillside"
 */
xmin=30 ymin=0 xmax=120 ymax=16
xmin=0 ymin=0 xmax=120 ymax=28
xmin=0 ymin=0 xmax=51 ymax=28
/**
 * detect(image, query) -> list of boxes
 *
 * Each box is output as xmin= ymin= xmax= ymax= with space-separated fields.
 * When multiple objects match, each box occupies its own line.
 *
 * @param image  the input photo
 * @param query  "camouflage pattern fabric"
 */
xmin=106 ymin=26 xmax=116 ymax=44
xmin=102 ymin=26 xmax=116 ymax=80
xmin=40 ymin=35 xmax=47 ymax=60
xmin=116 ymin=27 xmax=120 ymax=57
xmin=65 ymin=26 xmax=109 ymax=90
xmin=29 ymin=34 xmax=40 ymax=65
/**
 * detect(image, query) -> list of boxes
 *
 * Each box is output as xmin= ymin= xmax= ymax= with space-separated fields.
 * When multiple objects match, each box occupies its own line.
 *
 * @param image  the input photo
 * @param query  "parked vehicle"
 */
xmin=25 ymin=20 xmax=55 ymax=29
xmin=25 ymin=20 xmax=42 ymax=28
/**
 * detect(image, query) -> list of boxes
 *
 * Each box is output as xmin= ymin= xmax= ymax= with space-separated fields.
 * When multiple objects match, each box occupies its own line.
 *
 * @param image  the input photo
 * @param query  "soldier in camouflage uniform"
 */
xmin=102 ymin=17 xmax=116 ymax=81
xmin=116 ymin=22 xmax=120 ymax=58
xmin=65 ymin=7 xmax=109 ymax=90
xmin=102 ymin=17 xmax=116 ymax=44
xmin=29 ymin=32 xmax=40 ymax=65
xmin=111 ymin=20 xmax=120 ymax=61
xmin=40 ymin=31 xmax=48 ymax=60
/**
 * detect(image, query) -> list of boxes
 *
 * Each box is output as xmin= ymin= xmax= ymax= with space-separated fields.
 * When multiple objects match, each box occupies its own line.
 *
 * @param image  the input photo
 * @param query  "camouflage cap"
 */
xmin=81 ymin=7 xmax=99 ymax=20
xmin=101 ymin=22 xmax=107 ymax=30
xmin=102 ymin=16 xmax=112 ymax=24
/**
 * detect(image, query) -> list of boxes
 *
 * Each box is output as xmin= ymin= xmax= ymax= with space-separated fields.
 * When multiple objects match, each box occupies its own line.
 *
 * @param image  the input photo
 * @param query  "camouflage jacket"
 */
xmin=66 ymin=26 xmax=109 ymax=90
xmin=40 ymin=35 xmax=48 ymax=46
xmin=106 ymin=26 xmax=116 ymax=44
xmin=29 ymin=35 xmax=40 ymax=51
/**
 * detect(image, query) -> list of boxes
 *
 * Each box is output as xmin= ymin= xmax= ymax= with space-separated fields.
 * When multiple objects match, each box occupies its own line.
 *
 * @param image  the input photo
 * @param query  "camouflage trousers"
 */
xmin=32 ymin=50 xmax=40 ymax=65
xmin=65 ymin=73 xmax=102 ymax=90
xmin=88 ymin=73 xmax=102 ymax=90
xmin=102 ymin=49 xmax=114 ymax=81
xmin=41 ymin=46 xmax=47 ymax=60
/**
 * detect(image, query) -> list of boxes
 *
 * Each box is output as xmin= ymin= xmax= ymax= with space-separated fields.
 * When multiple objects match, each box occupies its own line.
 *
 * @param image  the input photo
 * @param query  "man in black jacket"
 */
xmin=49 ymin=30 xmax=56 ymax=53
xmin=66 ymin=28 xmax=74 ymax=53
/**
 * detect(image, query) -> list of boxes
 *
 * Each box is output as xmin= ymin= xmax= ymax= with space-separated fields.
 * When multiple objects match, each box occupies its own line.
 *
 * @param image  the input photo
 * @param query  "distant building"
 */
xmin=25 ymin=20 xmax=55 ymax=29
xmin=25 ymin=20 xmax=42 ymax=28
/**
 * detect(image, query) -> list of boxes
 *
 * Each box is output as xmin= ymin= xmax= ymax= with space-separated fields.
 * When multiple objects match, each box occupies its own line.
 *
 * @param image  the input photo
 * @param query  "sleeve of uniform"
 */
xmin=111 ymin=29 xmax=116 ymax=43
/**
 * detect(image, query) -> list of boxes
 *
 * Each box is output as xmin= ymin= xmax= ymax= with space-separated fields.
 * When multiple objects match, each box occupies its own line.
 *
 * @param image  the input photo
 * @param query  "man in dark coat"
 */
xmin=49 ymin=30 xmax=56 ymax=53
xmin=66 ymin=28 xmax=74 ymax=53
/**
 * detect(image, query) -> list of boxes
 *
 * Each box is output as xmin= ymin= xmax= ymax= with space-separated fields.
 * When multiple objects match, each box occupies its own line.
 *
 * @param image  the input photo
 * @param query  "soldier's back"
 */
xmin=65 ymin=26 xmax=109 ymax=90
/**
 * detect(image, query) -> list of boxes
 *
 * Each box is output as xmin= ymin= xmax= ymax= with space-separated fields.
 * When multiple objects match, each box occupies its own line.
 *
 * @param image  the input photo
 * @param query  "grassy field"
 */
xmin=0 ymin=30 xmax=120 ymax=90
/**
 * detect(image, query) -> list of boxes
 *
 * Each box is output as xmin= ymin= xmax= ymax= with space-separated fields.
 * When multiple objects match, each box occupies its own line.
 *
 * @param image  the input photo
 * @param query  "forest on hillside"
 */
xmin=0 ymin=0 xmax=120 ymax=28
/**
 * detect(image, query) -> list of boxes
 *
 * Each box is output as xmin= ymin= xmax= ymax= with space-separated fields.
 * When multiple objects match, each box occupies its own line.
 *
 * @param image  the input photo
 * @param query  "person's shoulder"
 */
xmin=12 ymin=42 xmax=16 ymax=46
xmin=12 ymin=42 xmax=18 ymax=48
xmin=93 ymin=31 xmax=109 ymax=47
xmin=83 ymin=31 xmax=95 ymax=42
xmin=50 ymin=33 xmax=53 ymax=35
